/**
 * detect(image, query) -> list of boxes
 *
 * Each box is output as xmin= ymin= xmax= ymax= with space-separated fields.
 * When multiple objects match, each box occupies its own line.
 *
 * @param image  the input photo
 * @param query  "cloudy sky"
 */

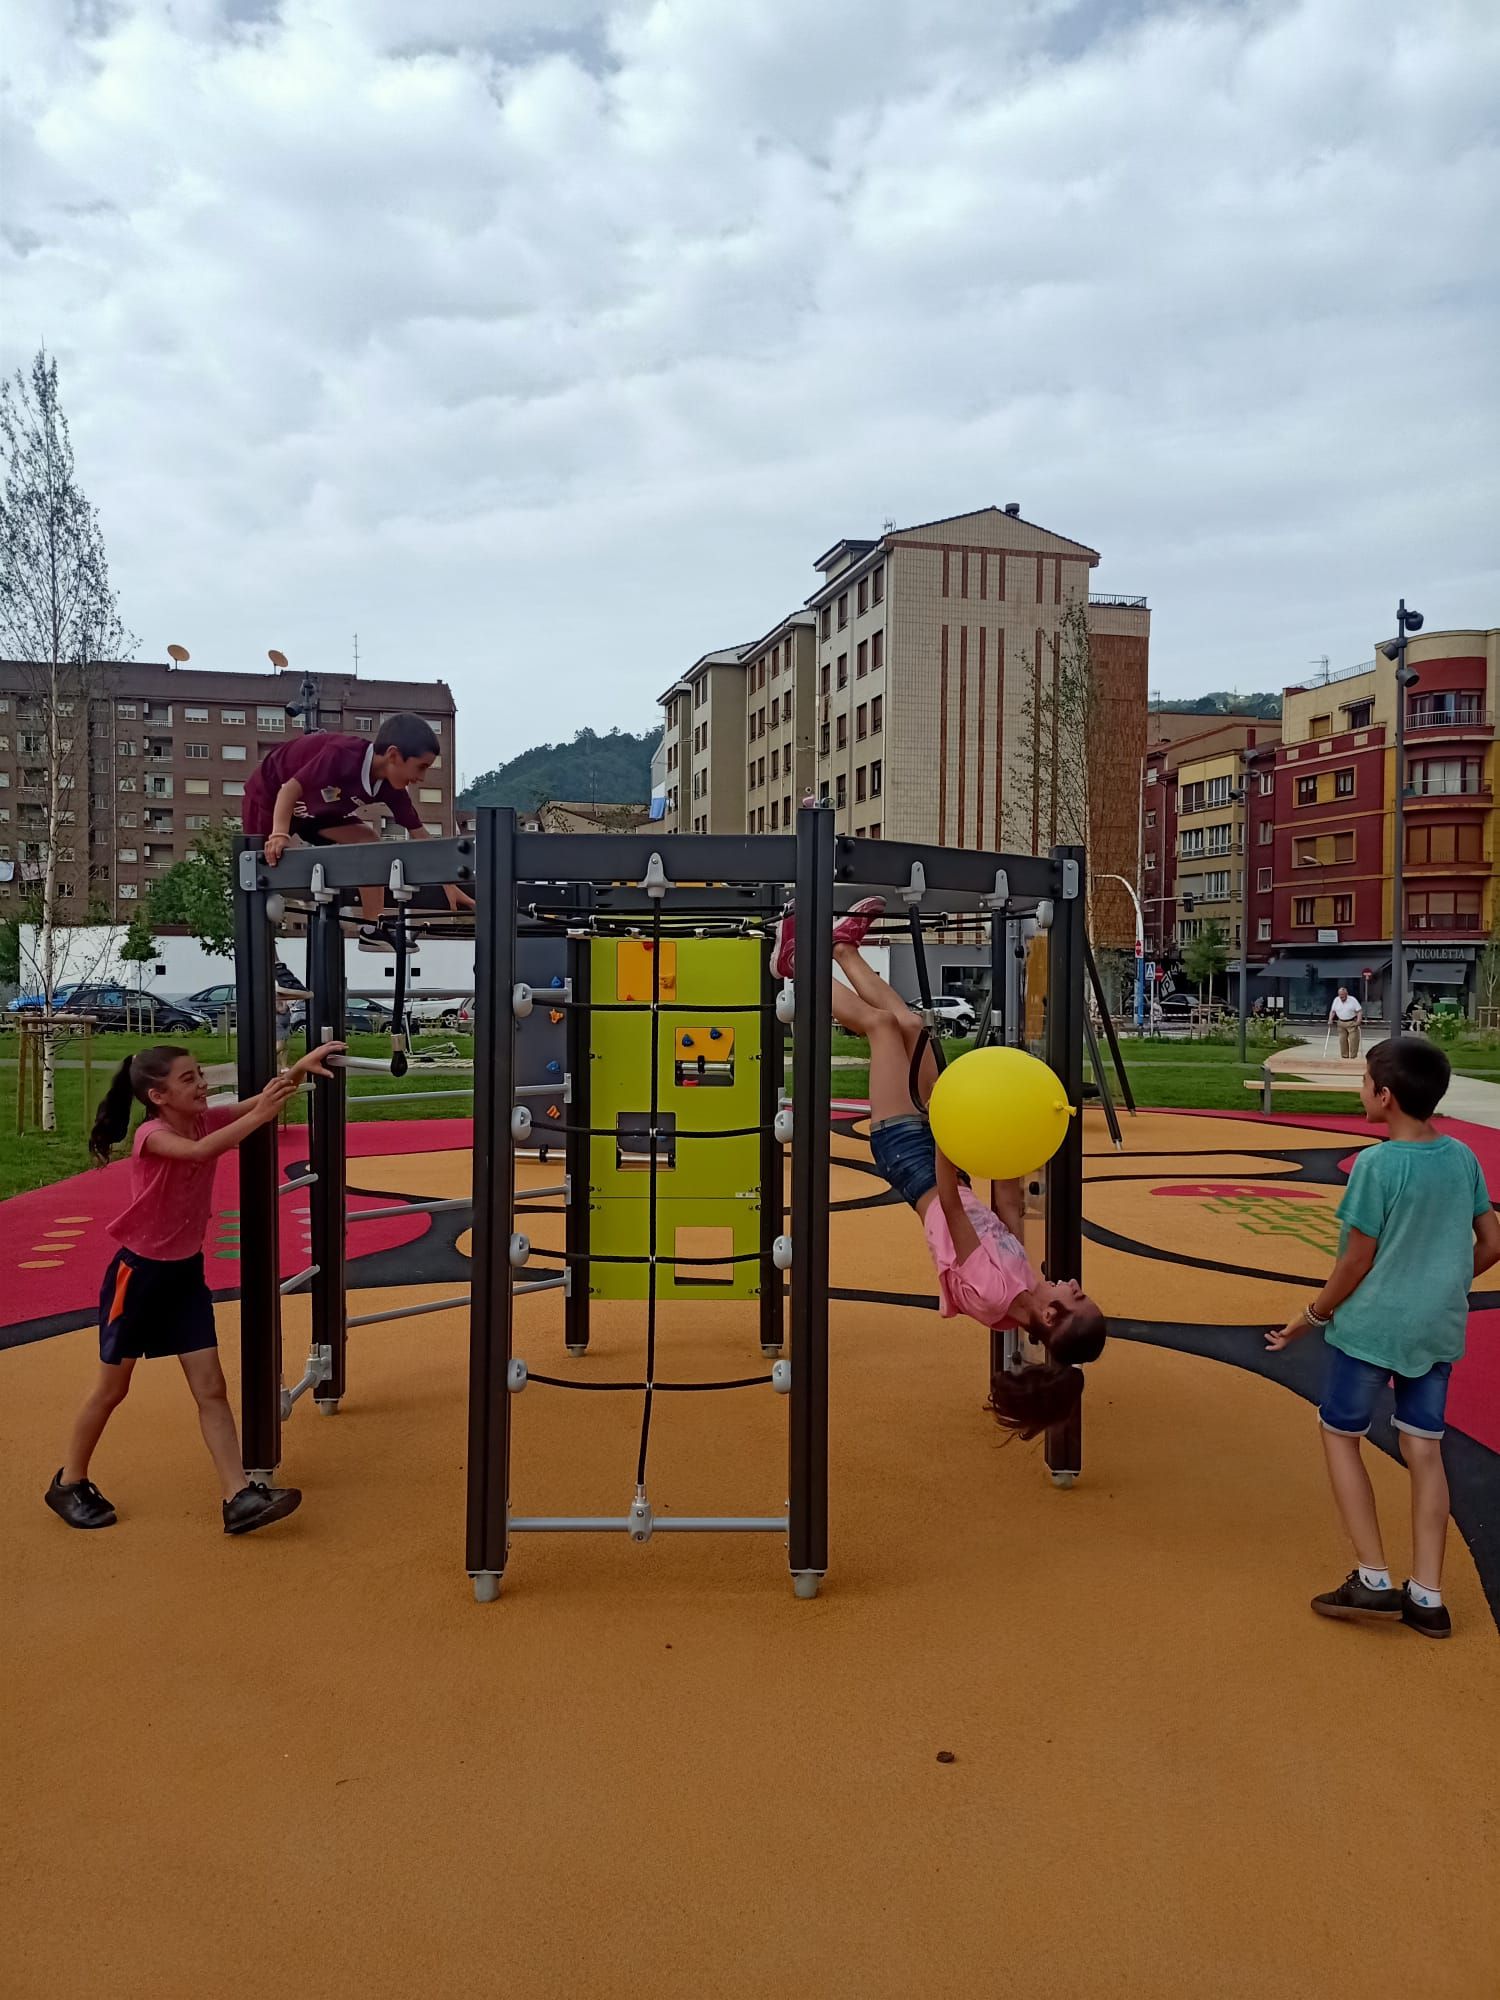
xmin=4 ymin=0 xmax=1497 ymax=778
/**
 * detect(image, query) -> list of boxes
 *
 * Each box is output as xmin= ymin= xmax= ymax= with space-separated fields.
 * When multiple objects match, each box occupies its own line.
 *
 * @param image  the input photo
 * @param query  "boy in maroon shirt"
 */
xmin=245 ymin=712 xmax=472 ymax=947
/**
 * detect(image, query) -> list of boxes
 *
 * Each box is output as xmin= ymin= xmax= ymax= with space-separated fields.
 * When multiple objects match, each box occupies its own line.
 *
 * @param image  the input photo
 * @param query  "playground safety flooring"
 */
xmin=3 ymin=1106 xmax=1498 ymax=1999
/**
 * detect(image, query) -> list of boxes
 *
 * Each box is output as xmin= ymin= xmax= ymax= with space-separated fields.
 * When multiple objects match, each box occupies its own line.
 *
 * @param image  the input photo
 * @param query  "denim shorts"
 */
xmin=1319 ymin=1345 xmax=1451 ymax=1441
xmin=869 ymin=1114 xmax=938 ymax=1209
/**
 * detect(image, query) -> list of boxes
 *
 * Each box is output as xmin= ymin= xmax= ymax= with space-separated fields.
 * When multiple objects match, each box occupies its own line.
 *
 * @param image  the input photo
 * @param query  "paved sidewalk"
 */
xmin=1272 ymin=1027 xmax=1500 ymax=1130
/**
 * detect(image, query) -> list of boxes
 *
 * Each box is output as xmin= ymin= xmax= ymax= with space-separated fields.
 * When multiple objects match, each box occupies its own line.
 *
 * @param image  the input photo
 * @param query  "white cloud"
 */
xmin=3 ymin=0 xmax=1498 ymax=774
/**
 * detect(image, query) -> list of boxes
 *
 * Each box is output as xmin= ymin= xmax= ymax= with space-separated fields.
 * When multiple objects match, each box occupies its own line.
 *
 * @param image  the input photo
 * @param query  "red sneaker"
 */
xmin=771 ymin=903 xmax=796 ymax=980
xmin=833 ymin=895 xmax=885 ymax=948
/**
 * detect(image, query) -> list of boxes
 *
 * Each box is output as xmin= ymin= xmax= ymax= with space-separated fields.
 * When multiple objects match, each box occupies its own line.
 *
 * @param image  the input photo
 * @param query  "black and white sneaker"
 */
xmin=1401 ymin=1584 xmax=1452 ymax=1640
xmin=223 ymin=1481 xmax=303 ymax=1535
xmin=1311 ymin=1571 xmax=1403 ymax=1622
xmin=356 ymin=923 xmax=419 ymax=954
xmin=44 ymin=1469 xmax=117 ymax=1529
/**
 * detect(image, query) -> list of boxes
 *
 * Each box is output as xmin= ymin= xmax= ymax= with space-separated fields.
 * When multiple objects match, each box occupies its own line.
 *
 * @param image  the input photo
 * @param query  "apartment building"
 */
xmin=1141 ymin=715 xmax=1281 ymax=960
xmin=1265 ymin=628 xmax=1497 ymax=1015
xmin=656 ymin=506 xmax=1150 ymax=949
xmin=0 ymin=659 xmax=457 ymax=921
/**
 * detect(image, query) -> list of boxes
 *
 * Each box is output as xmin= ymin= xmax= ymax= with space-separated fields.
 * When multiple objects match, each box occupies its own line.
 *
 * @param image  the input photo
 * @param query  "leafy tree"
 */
xmin=1152 ymin=691 xmax=1282 ymax=719
xmin=0 ymin=915 xmax=19 ymax=987
xmin=1183 ymin=920 xmax=1231 ymax=1007
xmin=149 ymin=820 xmax=236 ymax=956
xmin=1477 ymin=913 xmax=1500 ymax=1028
xmin=0 ymin=348 xmax=134 ymax=1128
xmin=461 ymin=726 xmax=658 ymax=810
xmin=118 ymin=905 xmax=157 ymax=969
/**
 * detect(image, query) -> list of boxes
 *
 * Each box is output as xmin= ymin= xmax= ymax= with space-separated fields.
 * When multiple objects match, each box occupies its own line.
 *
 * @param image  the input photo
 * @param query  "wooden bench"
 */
xmin=1243 ymin=1073 xmax=1363 ymax=1114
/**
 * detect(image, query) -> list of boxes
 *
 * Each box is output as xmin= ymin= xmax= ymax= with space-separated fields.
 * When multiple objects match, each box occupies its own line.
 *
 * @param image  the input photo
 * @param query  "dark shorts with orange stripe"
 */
xmin=99 ymin=1248 xmax=217 ymax=1364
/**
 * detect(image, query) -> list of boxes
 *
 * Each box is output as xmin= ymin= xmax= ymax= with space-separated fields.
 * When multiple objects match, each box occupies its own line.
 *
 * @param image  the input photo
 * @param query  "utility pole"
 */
xmin=1381 ymin=601 xmax=1424 ymax=1031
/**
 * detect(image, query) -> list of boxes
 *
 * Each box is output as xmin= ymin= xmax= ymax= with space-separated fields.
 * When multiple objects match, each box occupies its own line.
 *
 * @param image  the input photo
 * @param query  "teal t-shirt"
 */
xmin=1329 ymin=1136 xmax=1492 ymax=1376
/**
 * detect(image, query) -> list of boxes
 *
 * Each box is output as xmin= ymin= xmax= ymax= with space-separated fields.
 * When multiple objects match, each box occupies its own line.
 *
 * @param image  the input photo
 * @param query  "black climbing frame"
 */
xmin=232 ymin=813 xmax=1089 ymax=1600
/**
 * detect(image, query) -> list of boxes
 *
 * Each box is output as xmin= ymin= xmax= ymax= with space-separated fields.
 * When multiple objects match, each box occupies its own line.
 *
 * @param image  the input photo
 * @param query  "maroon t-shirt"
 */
xmin=242 ymin=733 xmax=423 ymax=836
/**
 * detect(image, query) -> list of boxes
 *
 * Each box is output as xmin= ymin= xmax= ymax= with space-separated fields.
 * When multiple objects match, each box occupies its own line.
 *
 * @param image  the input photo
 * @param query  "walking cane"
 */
xmin=1323 ymin=1019 xmax=1334 ymax=1057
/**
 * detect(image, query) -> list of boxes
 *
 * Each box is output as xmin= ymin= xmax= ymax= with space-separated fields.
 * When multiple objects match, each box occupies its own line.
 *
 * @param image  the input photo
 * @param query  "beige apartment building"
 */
xmin=656 ymin=505 xmax=1150 ymax=947
xmin=0 ymin=659 xmax=457 ymax=922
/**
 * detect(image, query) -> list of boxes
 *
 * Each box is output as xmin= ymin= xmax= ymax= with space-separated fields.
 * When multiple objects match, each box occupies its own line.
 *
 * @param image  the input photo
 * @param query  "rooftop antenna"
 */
xmin=268 ymin=649 xmax=288 ymax=670
xmin=353 ymin=632 xmax=360 ymax=676
xmin=166 ymin=643 xmax=189 ymax=667
xmin=1310 ymin=655 xmax=1329 ymax=682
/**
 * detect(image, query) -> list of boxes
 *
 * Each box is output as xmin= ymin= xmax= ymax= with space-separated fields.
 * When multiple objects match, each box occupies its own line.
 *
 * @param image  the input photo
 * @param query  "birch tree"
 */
xmin=0 ymin=349 xmax=134 ymax=1128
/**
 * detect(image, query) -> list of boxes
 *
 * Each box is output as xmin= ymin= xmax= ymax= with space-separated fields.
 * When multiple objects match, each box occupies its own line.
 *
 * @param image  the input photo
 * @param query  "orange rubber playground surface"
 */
xmin=4 ymin=1104 xmax=1499 ymax=1998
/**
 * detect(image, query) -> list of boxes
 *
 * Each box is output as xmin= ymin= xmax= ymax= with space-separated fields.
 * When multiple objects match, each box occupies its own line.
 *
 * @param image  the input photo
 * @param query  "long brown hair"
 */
xmin=88 ymin=1045 xmax=192 ymax=1166
xmin=986 ymin=1362 xmax=1085 ymax=1440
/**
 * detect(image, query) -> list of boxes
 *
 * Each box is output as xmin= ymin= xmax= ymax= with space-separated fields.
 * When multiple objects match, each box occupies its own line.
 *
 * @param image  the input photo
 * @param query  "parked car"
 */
xmin=909 ymin=995 xmax=978 ymax=1037
xmin=285 ymin=995 xmax=394 ymax=1036
xmin=403 ymin=995 xmax=476 ymax=1030
xmin=178 ymin=962 xmax=302 ymax=1027
xmin=57 ymin=984 xmax=208 ymax=1032
xmin=7 ymin=984 xmax=79 ymax=1014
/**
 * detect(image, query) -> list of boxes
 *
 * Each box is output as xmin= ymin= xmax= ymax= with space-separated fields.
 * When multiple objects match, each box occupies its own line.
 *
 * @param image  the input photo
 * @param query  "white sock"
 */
xmin=1406 ymin=1579 xmax=1442 ymax=1608
xmin=1359 ymin=1565 xmax=1392 ymax=1591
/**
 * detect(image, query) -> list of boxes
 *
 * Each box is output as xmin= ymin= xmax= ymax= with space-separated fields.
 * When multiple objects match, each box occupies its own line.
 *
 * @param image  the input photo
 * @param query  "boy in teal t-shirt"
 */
xmin=1268 ymin=1035 xmax=1499 ymax=1639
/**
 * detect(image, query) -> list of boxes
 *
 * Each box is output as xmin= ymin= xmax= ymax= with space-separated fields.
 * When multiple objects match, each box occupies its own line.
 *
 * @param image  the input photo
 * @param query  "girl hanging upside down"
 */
xmin=772 ymin=897 xmax=1107 ymax=1435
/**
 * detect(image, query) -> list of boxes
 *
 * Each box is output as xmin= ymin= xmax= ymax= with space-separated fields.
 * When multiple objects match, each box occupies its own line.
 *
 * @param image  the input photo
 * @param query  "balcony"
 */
xmin=1406 ymin=705 xmax=1493 ymax=737
xmin=1404 ymin=779 xmax=1491 ymax=806
xmin=1408 ymin=913 xmax=1481 ymax=933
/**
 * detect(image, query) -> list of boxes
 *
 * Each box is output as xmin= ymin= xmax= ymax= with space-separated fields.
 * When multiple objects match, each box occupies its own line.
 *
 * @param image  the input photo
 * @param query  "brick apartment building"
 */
xmin=1141 ymin=713 xmax=1282 ymax=962
xmin=0 ymin=660 xmax=457 ymax=923
xmin=657 ymin=505 xmax=1150 ymax=950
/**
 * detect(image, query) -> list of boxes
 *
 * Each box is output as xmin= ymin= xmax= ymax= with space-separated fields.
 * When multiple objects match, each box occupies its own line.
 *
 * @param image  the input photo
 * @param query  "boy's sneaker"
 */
xmin=833 ymin=895 xmax=886 ymax=949
xmin=770 ymin=903 xmax=796 ymax=981
xmin=356 ymin=923 xmax=420 ymax=954
xmin=44 ymin=1470 xmax=117 ymax=1530
xmin=1311 ymin=1571 xmax=1403 ymax=1621
xmin=1401 ymin=1584 xmax=1452 ymax=1640
xmin=223 ymin=1481 xmax=303 ymax=1535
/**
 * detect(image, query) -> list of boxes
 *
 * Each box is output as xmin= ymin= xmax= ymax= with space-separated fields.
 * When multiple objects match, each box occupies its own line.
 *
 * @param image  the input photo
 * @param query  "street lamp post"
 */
xmin=1097 ymin=873 xmax=1146 ymax=1027
xmin=1380 ymin=600 xmax=1424 ymax=1032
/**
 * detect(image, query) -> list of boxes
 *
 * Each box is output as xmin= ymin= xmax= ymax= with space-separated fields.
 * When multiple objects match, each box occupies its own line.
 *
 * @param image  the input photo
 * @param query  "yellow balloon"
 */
xmin=926 ymin=1046 xmax=1072 ymax=1181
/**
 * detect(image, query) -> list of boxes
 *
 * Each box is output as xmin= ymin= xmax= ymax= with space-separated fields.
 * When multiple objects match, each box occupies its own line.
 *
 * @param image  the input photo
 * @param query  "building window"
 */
xmin=117 ymin=703 xmax=137 ymax=719
xmin=419 ymin=787 xmax=442 ymax=802
xmin=1296 ymin=775 xmax=1317 ymax=805
xmin=1181 ymin=829 xmax=1205 ymax=858
xmin=1309 ymin=713 xmax=1332 ymax=738
xmin=836 ymin=653 xmax=848 ymax=689
xmin=836 ymin=715 xmax=848 ymax=750
xmin=1346 ymin=700 xmax=1373 ymax=729
xmin=1334 ymin=767 xmax=1354 ymax=797
xmin=1294 ymin=832 xmax=1355 ymax=867
xmin=835 ymin=773 xmax=847 ymax=809
xmin=1408 ymin=890 xmax=1481 ymax=930
xmin=1259 ymin=820 xmax=1273 ymax=845
xmin=1144 ymin=852 xmax=1156 ymax=871
xmin=748 ymin=760 xmax=756 ymax=791
xmin=857 ymin=577 xmax=868 ymax=616
xmin=223 ymin=780 xmax=245 ymax=797
xmin=770 ymin=695 xmax=779 ymax=726
xmin=856 ymin=704 xmax=868 ymax=741
xmin=256 ymin=709 xmax=284 ymax=732
xmin=837 ymin=592 xmax=849 ymax=630
xmin=1332 ymin=896 xmax=1353 ymax=924
xmin=117 ymin=777 xmax=136 ymax=793
xmin=819 ymin=723 xmax=830 ymax=755
xmin=1258 ymin=917 xmax=1272 ymax=942
xmin=1145 ymin=811 xmax=1155 ymax=829
xmin=820 ymin=607 xmax=831 ymax=641
xmin=871 ymin=629 xmax=883 ymax=673
xmin=855 ymin=766 xmax=867 ymax=803
xmin=223 ymin=744 xmax=247 ymax=761
xmin=184 ymin=779 xmax=210 ymax=796
xmin=182 ymin=705 xmax=209 ymax=722
xmin=770 ymin=801 xmax=778 ymax=829
xmin=820 ymin=662 xmax=831 ymax=697
xmin=1411 ymin=757 xmax=1481 ymax=796
xmin=871 ymin=695 xmax=883 ymax=733
xmin=770 ymin=748 xmax=779 ymax=780
xmin=758 ymin=758 xmax=766 ymax=786
xmin=1257 ymin=867 xmax=1272 ymax=891
xmin=1293 ymin=898 xmax=1315 ymax=926
xmin=857 ymin=639 xmax=868 ymax=678
xmin=183 ymin=742 xmax=210 ymax=759
xmin=870 ymin=760 xmax=882 ymax=797
xmin=119 ymin=883 xmax=137 ymax=900
xmin=872 ymin=565 xmax=884 ymax=605
xmin=1410 ymin=693 xmax=1484 ymax=728
xmin=1406 ymin=822 xmax=1483 ymax=865
xmin=1179 ymin=781 xmax=1203 ymax=814
xmin=1206 ymin=775 xmax=1231 ymax=807
xmin=220 ymin=708 xmax=245 ymax=726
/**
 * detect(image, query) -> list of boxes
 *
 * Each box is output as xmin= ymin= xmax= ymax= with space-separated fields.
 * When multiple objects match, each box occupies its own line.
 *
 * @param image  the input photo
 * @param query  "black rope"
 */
xmin=525 ymin=1373 xmax=775 ymax=1393
xmin=636 ymin=896 xmax=663 ymax=1487
xmin=389 ymin=910 xmax=411 ymax=1078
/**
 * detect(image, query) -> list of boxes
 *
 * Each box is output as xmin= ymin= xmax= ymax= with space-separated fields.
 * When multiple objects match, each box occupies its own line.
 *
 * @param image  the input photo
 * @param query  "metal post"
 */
xmin=309 ymin=893 xmax=348 ymax=1412
xmin=234 ymin=838 xmax=283 ymax=1477
xmin=787 ymin=806 xmax=833 ymax=1597
xmin=466 ymin=808 xmax=517 ymax=1601
xmin=563 ymin=928 xmax=592 ymax=1355
xmin=758 ymin=928 xmax=785 ymax=1357
xmin=1390 ymin=600 xmax=1416 ymax=1032
xmin=987 ymin=902 xmax=1010 ymax=1388
xmin=1044 ymin=843 xmax=1086 ymax=1486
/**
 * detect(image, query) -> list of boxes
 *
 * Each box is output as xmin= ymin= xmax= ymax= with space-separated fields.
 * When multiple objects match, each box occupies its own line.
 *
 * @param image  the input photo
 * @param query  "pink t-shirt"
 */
xmin=922 ymin=1186 xmax=1039 ymax=1329
xmin=107 ymin=1105 xmax=240 ymax=1263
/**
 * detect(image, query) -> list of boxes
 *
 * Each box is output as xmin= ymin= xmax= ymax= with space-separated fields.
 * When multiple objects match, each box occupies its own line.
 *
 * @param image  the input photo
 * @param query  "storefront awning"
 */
xmin=1261 ymin=954 xmax=1390 ymax=982
xmin=1408 ymin=960 xmax=1468 ymax=986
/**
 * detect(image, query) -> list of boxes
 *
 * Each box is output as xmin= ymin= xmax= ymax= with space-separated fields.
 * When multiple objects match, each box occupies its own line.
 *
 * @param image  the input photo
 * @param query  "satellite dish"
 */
xmin=166 ymin=643 xmax=190 ymax=663
xmin=268 ymin=649 xmax=288 ymax=669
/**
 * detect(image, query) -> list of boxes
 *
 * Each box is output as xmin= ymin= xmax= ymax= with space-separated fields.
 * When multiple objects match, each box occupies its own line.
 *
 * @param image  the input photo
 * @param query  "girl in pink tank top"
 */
xmin=44 ymin=1040 xmax=340 ymax=1538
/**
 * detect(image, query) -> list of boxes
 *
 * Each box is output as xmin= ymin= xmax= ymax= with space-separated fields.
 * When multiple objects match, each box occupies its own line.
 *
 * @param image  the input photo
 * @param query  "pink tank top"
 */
xmin=107 ymin=1106 xmax=240 ymax=1263
xmin=922 ymin=1186 xmax=1039 ymax=1329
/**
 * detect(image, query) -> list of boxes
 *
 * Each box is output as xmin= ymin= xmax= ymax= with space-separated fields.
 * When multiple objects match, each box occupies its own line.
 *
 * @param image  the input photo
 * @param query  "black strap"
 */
xmin=906 ymin=903 xmax=947 ymax=1112
xmin=389 ymin=913 xmax=410 ymax=1078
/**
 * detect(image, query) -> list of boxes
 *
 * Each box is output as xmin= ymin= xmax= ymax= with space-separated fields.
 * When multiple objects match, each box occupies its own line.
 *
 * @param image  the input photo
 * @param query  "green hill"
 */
xmin=460 ymin=726 xmax=658 ymax=810
xmin=1154 ymin=691 xmax=1283 ymax=719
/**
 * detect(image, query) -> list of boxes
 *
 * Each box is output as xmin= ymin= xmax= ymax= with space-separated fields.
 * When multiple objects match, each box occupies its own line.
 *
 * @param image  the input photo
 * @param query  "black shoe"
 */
xmin=356 ymin=924 xmax=419 ymax=955
xmin=1311 ymin=1571 xmax=1402 ymax=1622
xmin=1401 ymin=1584 xmax=1452 ymax=1640
xmin=223 ymin=1481 xmax=303 ymax=1535
xmin=44 ymin=1469 xmax=117 ymax=1529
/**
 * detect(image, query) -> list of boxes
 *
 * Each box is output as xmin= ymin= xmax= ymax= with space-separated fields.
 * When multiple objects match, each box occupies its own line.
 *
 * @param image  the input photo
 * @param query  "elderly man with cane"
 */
xmin=1328 ymin=984 xmax=1364 ymax=1060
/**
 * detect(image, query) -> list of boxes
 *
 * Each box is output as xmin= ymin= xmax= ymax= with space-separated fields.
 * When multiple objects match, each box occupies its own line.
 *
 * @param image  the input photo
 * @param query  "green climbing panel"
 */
xmin=586 ymin=936 xmax=764 ymax=1302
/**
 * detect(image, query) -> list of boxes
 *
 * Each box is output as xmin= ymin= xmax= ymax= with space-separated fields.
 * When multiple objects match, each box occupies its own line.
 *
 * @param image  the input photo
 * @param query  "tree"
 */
xmin=1477 ymin=912 xmax=1500 ymax=1028
xmin=118 ymin=905 xmax=157 ymax=975
xmin=1183 ymin=920 xmax=1231 ymax=1008
xmin=148 ymin=819 xmax=236 ymax=956
xmin=0 ymin=349 xmax=134 ymax=1128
